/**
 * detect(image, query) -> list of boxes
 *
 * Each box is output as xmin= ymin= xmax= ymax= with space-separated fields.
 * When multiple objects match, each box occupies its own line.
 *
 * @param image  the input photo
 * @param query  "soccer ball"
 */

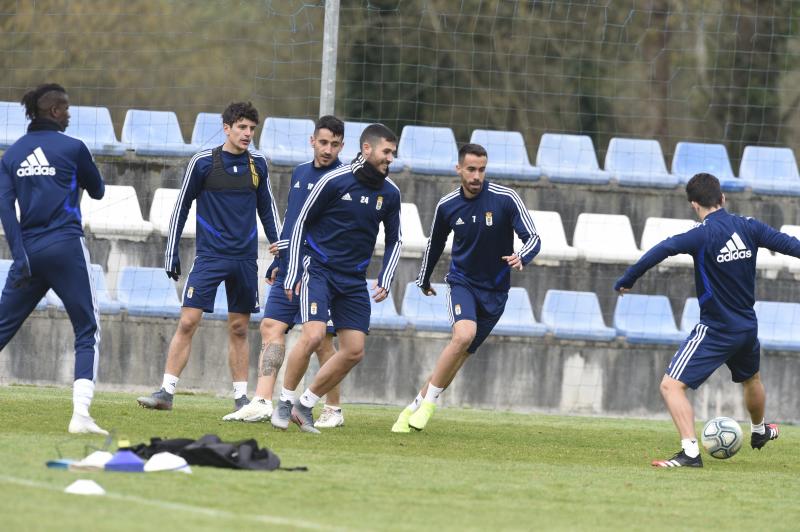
xmin=701 ymin=417 xmax=743 ymax=459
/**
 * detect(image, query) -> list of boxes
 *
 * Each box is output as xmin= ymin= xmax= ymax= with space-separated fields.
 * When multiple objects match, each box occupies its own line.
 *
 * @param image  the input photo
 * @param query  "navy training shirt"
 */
xmin=615 ymin=208 xmax=800 ymax=332
xmin=0 ymin=128 xmax=104 ymax=263
xmin=416 ymin=180 xmax=541 ymax=292
xmin=164 ymin=147 xmax=281 ymax=266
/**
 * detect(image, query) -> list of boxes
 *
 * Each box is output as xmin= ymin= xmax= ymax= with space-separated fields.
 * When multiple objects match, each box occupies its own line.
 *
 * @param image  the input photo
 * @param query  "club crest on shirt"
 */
xmin=454 ymin=304 xmax=462 ymax=316
xmin=187 ymin=287 xmax=194 ymax=298
xmin=310 ymin=302 xmax=318 ymax=315
xmin=376 ymin=196 xmax=383 ymax=210
xmin=485 ymin=211 xmax=493 ymax=226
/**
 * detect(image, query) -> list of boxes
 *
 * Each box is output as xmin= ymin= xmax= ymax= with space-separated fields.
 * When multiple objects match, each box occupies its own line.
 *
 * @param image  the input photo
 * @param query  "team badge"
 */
xmin=310 ymin=302 xmax=318 ymax=315
xmin=376 ymin=196 xmax=383 ymax=210
xmin=454 ymin=304 xmax=462 ymax=316
xmin=485 ymin=211 xmax=493 ymax=226
xmin=187 ymin=287 xmax=194 ymax=298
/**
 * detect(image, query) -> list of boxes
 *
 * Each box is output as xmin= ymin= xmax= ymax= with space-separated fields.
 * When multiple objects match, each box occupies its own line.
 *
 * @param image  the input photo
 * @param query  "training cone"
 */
xmin=64 ymin=479 xmax=106 ymax=496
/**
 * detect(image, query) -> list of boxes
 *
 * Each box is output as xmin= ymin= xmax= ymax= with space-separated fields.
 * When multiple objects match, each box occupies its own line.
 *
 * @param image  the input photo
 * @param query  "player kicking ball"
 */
xmin=614 ymin=173 xmax=791 ymax=467
xmin=391 ymin=143 xmax=541 ymax=433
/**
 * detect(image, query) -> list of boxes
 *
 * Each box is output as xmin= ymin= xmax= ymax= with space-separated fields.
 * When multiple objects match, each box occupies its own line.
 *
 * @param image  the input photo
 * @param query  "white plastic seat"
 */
xmin=81 ymin=185 xmax=153 ymax=241
xmin=778 ymin=225 xmax=800 ymax=276
xmin=639 ymin=217 xmax=696 ymax=267
xmin=149 ymin=188 xmax=197 ymax=237
xmin=513 ymin=210 xmax=579 ymax=262
xmin=375 ymin=203 xmax=427 ymax=255
xmin=572 ymin=213 xmax=642 ymax=264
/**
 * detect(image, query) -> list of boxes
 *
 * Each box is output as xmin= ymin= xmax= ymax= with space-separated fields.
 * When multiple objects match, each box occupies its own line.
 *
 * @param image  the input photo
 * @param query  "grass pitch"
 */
xmin=0 ymin=385 xmax=798 ymax=531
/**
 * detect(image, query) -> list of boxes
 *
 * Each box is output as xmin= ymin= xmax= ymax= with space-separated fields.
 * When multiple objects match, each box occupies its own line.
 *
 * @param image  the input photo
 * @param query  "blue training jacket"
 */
xmin=164 ymin=148 xmax=281 ymax=270
xmin=285 ymin=155 xmax=402 ymax=291
xmin=615 ymin=208 xmax=800 ymax=332
xmin=269 ymin=157 xmax=342 ymax=282
xmin=0 ymin=127 xmax=104 ymax=267
xmin=416 ymin=180 xmax=541 ymax=292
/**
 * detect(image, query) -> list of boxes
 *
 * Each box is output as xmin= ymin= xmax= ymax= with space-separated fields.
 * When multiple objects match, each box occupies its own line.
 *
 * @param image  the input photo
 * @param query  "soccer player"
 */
xmin=391 ymin=143 xmax=541 ymax=433
xmin=614 ymin=173 xmax=793 ymax=467
xmin=0 ymin=83 xmax=107 ymax=434
xmin=270 ymin=123 xmax=402 ymax=433
xmin=137 ymin=102 xmax=280 ymax=412
xmin=223 ymin=115 xmax=347 ymax=428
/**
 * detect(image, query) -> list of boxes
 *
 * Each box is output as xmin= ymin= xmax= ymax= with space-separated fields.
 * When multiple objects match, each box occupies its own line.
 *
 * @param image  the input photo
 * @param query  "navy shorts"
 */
xmin=300 ymin=259 xmax=370 ymax=334
xmin=182 ymin=256 xmax=259 ymax=314
xmin=667 ymin=323 xmax=760 ymax=389
xmin=447 ymin=280 xmax=508 ymax=353
xmin=263 ymin=276 xmax=335 ymax=333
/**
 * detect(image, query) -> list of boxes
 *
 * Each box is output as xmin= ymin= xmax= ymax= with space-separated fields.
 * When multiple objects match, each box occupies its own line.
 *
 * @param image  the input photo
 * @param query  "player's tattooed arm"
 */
xmin=258 ymin=342 xmax=286 ymax=377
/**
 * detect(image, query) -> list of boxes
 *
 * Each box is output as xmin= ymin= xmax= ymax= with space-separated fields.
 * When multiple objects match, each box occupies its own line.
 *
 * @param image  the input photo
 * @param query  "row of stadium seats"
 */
xmin=11 ymin=184 xmax=799 ymax=271
xmin=2 ymin=102 xmax=800 ymax=194
xmin=3 ymin=259 xmax=797 ymax=350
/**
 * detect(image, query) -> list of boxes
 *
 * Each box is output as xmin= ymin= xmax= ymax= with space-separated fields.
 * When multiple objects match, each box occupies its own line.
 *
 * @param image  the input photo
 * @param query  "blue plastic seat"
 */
xmin=469 ymin=130 xmax=541 ymax=180
xmin=46 ymin=264 xmax=121 ymax=314
xmin=0 ymin=259 xmax=50 ymax=311
xmin=398 ymin=126 xmax=458 ymax=176
xmin=605 ymin=137 xmax=679 ymax=188
xmin=366 ymin=280 xmax=408 ymax=329
xmin=671 ymin=142 xmax=744 ymax=191
xmin=191 ymin=112 xmax=256 ymax=152
xmin=116 ymin=267 xmax=182 ymax=317
xmin=259 ymin=117 xmax=314 ymax=166
xmin=540 ymin=290 xmax=616 ymax=341
xmin=401 ymin=282 xmax=451 ymax=332
xmin=341 ymin=121 xmax=405 ymax=172
xmin=613 ymin=294 xmax=684 ymax=344
xmin=739 ymin=146 xmax=800 ymax=196
xmin=493 ymin=287 xmax=547 ymax=337
xmin=65 ymin=106 xmax=125 ymax=156
xmin=680 ymin=298 xmax=700 ymax=333
xmin=0 ymin=101 xmax=28 ymax=149
xmin=754 ymin=300 xmax=800 ymax=351
xmin=121 ymin=109 xmax=195 ymax=157
xmin=535 ymin=133 xmax=610 ymax=184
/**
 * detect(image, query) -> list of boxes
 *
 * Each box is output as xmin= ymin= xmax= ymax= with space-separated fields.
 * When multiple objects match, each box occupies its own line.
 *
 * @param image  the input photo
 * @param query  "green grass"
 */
xmin=1 ymin=385 xmax=798 ymax=531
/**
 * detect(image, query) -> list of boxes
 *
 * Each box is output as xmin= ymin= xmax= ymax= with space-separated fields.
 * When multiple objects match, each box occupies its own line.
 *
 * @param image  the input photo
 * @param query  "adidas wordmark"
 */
xmin=16 ymin=147 xmax=56 ymax=177
xmin=716 ymin=232 xmax=752 ymax=263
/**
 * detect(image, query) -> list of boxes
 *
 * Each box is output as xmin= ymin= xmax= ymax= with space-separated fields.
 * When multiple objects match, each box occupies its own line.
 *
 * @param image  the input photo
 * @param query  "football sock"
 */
xmin=323 ymin=404 xmax=341 ymax=412
xmin=424 ymin=384 xmax=444 ymax=404
xmin=681 ymin=438 xmax=700 ymax=458
xmin=299 ymin=388 xmax=321 ymax=409
xmin=407 ymin=393 xmax=424 ymax=412
xmin=279 ymin=387 xmax=296 ymax=404
xmin=162 ymin=374 xmax=179 ymax=395
xmin=751 ymin=419 xmax=765 ymax=435
xmin=252 ymin=395 xmax=266 ymax=402
xmin=233 ymin=381 xmax=248 ymax=399
xmin=73 ymin=378 xmax=94 ymax=417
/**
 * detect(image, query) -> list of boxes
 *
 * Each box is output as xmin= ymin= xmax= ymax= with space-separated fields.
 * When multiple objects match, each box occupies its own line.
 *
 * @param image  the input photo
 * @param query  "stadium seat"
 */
xmin=81 ymin=185 xmax=154 ymax=241
xmin=469 ymin=129 xmax=541 ymax=180
xmin=0 ymin=259 xmax=47 ymax=310
xmin=116 ymin=266 xmax=182 ymax=318
xmin=398 ymin=126 xmax=458 ymax=175
xmin=604 ymin=137 xmax=679 ymax=188
xmin=671 ymin=141 xmax=745 ymax=191
xmin=65 ymin=106 xmax=125 ymax=156
xmin=191 ymin=112 xmax=256 ymax=152
xmin=540 ymin=289 xmax=616 ymax=341
xmin=572 ymin=213 xmax=642 ymax=263
xmin=121 ymin=109 xmax=195 ymax=157
xmin=45 ymin=264 xmax=121 ymax=314
xmin=613 ymin=294 xmax=684 ymax=344
xmin=149 ymin=188 xmax=198 ymax=237
xmin=754 ymin=300 xmax=800 ymax=351
xmin=375 ymin=202 xmax=428 ymax=255
xmin=259 ymin=117 xmax=314 ymax=166
xmin=779 ymin=224 xmax=800 ymax=276
xmin=639 ymin=217 xmax=696 ymax=267
xmin=493 ymin=287 xmax=547 ymax=337
xmin=680 ymin=298 xmax=700 ymax=333
xmin=739 ymin=146 xmax=800 ymax=196
xmin=513 ymin=210 xmax=580 ymax=262
xmin=535 ymin=133 xmax=610 ymax=184
xmin=367 ymin=280 xmax=408 ymax=329
xmin=0 ymin=101 xmax=28 ymax=149
xmin=401 ymin=282 xmax=451 ymax=332
xmin=341 ymin=121 xmax=405 ymax=172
